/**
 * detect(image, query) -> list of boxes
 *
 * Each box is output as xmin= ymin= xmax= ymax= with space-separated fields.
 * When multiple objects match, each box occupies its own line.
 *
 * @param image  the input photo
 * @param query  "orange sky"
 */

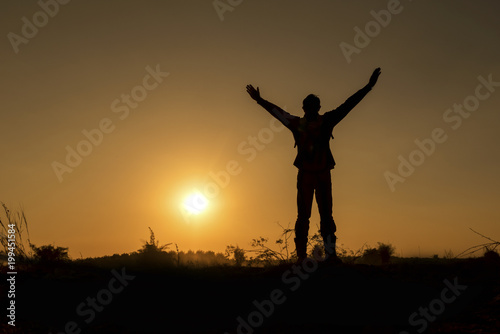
xmin=1 ymin=1 xmax=499 ymax=258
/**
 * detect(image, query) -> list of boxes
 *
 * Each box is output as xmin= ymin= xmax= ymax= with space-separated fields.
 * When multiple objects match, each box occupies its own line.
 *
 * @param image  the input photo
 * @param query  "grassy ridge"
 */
xmin=1 ymin=256 xmax=499 ymax=333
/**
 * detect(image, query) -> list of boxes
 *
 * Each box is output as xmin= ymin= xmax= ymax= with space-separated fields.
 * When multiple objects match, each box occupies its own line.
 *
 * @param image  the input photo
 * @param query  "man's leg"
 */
xmin=295 ymin=169 xmax=314 ymax=262
xmin=315 ymin=169 xmax=339 ymax=261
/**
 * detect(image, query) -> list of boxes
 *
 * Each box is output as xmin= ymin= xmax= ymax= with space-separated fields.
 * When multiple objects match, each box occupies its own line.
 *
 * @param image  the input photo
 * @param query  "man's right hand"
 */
xmin=246 ymin=84 xmax=261 ymax=101
xmin=368 ymin=68 xmax=381 ymax=88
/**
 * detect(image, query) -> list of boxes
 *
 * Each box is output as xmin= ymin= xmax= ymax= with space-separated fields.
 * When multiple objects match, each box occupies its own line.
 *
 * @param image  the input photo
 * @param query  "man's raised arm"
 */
xmin=328 ymin=67 xmax=381 ymax=125
xmin=246 ymin=84 xmax=297 ymax=129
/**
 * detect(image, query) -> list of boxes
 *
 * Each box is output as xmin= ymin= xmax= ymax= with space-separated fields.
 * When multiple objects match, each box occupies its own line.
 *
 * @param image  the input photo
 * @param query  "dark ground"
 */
xmin=1 ymin=258 xmax=499 ymax=334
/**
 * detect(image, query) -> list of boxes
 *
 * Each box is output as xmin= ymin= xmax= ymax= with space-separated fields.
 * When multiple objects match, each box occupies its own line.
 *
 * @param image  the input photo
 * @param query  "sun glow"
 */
xmin=183 ymin=192 xmax=209 ymax=215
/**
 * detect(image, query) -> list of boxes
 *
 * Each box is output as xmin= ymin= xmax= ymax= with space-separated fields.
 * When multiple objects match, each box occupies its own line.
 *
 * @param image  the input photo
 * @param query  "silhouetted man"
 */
xmin=246 ymin=67 xmax=381 ymax=263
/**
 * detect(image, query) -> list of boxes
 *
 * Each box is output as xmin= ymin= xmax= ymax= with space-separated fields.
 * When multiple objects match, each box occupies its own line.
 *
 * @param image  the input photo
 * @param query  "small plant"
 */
xmin=360 ymin=247 xmax=381 ymax=265
xmin=0 ymin=202 xmax=32 ymax=261
xmin=244 ymin=225 xmax=290 ymax=266
xmin=174 ymin=243 xmax=180 ymax=266
xmin=307 ymin=228 xmax=324 ymax=259
xmin=444 ymin=249 xmax=454 ymax=259
xmin=275 ymin=222 xmax=295 ymax=260
xmin=247 ymin=237 xmax=283 ymax=265
xmin=483 ymin=247 xmax=500 ymax=262
xmin=357 ymin=242 xmax=396 ymax=265
xmin=225 ymin=245 xmax=246 ymax=266
xmin=310 ymin=244 xmax=324 ymax=259
xmin=135 ymin=227 xmax=174 ymax=267
xmin=234 ymin=247 xmax=245 ymax=266
xmin=337 ymin=242 xmax=367 ymax=264
xmin=139 ymin=227 xmax=171 ymax=254
xmin=248 ymin=222 xmax=311 ymax=265
xmin=377 ymin=242 xmax=395 ymax=264
xmin=457 ymin=228 xmax=499 ymax=258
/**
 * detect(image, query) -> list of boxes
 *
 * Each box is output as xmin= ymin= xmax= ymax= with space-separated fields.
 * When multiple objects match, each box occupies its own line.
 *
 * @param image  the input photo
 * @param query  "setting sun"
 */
xmin=183 ymin=191 xmax=209 ymax=215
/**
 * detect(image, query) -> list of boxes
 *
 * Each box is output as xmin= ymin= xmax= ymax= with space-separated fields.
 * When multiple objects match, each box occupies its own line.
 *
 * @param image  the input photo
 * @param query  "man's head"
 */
xmin=302 ymin=94 xmax=321 ymax=114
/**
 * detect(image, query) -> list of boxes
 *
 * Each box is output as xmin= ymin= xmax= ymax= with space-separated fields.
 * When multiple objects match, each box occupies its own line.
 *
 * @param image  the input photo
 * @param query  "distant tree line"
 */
xmin=1 ymin=203 xmax=499 ymax=269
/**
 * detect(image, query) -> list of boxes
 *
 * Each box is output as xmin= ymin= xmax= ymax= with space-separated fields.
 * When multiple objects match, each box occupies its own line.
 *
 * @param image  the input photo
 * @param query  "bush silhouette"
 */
xmin=30 ymin=243 xmax=69 ymax=263
xmin=139 ymin=227 xmax=171 ymax=254
xmin=484 ymin=249 xmax=500 ymax=262
xmin=377 ymin=242 xmax=395 ymax=264
xmin=225 ymin=245 xmax=246 ymax=266
xmin=358 ymin=242 xmax=395 ymax=265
